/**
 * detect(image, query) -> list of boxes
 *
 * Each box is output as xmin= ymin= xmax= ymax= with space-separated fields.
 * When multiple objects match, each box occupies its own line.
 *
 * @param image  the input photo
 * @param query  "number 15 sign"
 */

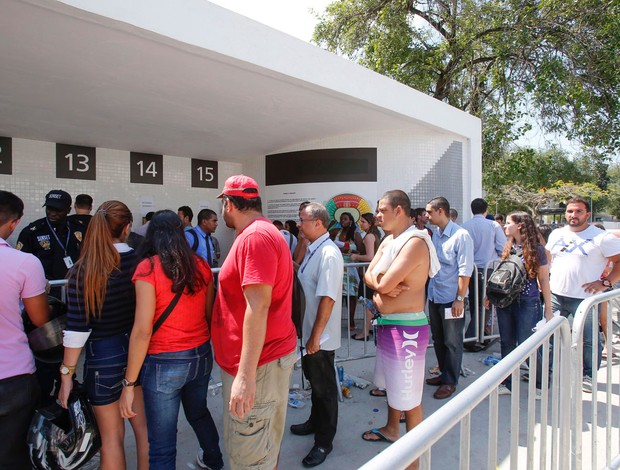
xmin=130 ymin=152 xmax=163 ymax=185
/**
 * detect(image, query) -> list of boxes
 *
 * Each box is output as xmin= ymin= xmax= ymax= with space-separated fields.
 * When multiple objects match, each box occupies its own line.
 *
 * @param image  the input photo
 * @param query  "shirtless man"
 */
xmin=362 ymin=190 xmax=438 ymax=464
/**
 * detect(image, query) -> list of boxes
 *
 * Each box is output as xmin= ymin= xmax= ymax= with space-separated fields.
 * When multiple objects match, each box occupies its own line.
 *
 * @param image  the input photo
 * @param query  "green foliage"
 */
xmin=313 ymin=0 xmax=620 ymax=161
xmin=605 ymin=164 xmax=620 ymax=217
xmin=483 ymin=147 xmax=611 ymax=218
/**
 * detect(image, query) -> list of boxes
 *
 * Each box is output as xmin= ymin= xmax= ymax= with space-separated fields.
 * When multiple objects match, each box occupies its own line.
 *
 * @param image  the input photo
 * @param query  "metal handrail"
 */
xmin=359 ymin=315 xmax=572 ymax=470
xmin=572 ymin=288 xmax=620 ymax=470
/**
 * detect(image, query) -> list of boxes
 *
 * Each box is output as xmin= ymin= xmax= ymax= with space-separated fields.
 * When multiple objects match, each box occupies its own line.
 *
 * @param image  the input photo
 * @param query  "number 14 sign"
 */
xmin=130 ymin=152 xmax=163 ymax=185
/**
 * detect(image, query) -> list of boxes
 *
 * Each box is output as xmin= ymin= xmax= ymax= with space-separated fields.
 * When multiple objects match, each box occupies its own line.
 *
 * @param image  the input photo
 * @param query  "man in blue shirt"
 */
xmin=462 ymin=198 xmax=507 ymax=351
xmin=186 ymin=208 xmax=218 ymax=268
xmin=425 ymin=196 xmax=474 ymax=399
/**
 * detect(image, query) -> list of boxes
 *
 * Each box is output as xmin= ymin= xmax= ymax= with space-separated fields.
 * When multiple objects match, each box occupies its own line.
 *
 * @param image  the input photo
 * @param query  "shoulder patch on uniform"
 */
xmin=16 ymin=241 xmax=23 ymax=250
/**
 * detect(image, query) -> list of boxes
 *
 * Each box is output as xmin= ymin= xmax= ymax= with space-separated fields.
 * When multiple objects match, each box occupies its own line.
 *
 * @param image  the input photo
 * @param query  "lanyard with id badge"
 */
xmin=46 ymin=219 xmax=74 ymax=269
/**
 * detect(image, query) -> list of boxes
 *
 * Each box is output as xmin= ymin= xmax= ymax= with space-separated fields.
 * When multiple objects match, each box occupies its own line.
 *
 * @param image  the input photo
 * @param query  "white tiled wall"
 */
xmin=1 ymin=138 xmax=242 ymax=253
xmin=1 ymin=130 xmax=479 ymax=255
xmin=265 ymin=128 xmax=474 ymax=216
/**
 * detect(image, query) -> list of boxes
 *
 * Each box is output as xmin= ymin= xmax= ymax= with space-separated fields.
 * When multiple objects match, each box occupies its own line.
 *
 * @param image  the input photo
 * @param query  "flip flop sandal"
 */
xmin=369 ymin=388 xmax=387 ymax=397
xmin=362 ymin=428 xmax=395 ymax=443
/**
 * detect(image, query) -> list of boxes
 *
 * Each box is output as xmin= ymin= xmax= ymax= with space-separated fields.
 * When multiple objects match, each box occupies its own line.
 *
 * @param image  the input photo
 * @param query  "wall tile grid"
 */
xmin=270 ymin=129 xmax=467 ymax=215
xmin=0 ymin=131 xmax=471 ymax=251
xmin=0 ymin=138 xmax=242 ymax=248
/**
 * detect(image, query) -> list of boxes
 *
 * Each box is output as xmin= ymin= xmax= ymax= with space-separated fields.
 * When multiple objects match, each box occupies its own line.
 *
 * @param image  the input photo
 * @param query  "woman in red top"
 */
xmin=119 ymin=210 xmax=223 ymax=470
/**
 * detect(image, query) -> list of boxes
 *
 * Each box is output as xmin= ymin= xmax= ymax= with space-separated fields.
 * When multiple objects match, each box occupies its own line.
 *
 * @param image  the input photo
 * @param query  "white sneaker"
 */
xmin=498 ymin=384 xmax=511 ymax=395
xmin=535 ymin=389 xmax=543 ymax=400
xmin=582 ymin=376 xmax=593 ymax=393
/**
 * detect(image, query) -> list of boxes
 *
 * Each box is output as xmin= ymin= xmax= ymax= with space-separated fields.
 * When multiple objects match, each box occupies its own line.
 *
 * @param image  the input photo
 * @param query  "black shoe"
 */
xmin=302 ymin=445 xmax=332 ymax=467
xmin=291 ymin=421 xmax=315 ymax=436
xmin=463 ymin=342 xmax=485 ymax=352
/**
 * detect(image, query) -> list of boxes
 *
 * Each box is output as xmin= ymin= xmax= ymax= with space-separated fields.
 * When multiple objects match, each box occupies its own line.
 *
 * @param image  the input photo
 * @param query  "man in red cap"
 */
xmin=211 ymin=175 xmax=297 ymax=470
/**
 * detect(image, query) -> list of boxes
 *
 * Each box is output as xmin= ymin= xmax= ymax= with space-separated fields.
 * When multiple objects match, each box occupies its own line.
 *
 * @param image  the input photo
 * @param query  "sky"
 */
xmin=208 ymin=0 xmax=332 ymax=42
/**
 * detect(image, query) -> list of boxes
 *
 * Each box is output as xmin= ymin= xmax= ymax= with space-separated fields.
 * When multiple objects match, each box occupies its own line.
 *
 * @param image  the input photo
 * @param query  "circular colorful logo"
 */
xmin=325 ymin=193 xmax=373 ymax=224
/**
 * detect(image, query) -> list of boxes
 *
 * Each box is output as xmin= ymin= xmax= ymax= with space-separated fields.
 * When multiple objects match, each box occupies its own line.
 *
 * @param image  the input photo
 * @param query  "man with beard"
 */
xmin=546 ymin=197 xmax=620 ymax=392
xmin=211 ymin=175 xmax=297 ymax=469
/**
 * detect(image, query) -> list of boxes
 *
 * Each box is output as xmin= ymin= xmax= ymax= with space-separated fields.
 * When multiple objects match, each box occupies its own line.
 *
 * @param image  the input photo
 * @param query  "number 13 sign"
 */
xmin=130 ymin=152 xmax=163 ymax=185
xmin=56 ymin=143 xmax=96 ymax=180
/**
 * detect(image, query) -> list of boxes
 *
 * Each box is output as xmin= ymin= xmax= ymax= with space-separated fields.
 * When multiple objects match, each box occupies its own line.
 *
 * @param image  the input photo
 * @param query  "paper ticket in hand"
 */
xmin=296 ymin=334 xmax=330 ymax=360
xmin=533 ymin=310 xmax=561 ymax=331
xmin=445 ymin=308 xmax=464 ymax=319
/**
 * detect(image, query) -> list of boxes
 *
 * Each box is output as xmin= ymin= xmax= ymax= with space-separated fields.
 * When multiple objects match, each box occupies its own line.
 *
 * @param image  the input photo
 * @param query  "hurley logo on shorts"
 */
xmin=400 ymin=330 xmax=419 ymax=400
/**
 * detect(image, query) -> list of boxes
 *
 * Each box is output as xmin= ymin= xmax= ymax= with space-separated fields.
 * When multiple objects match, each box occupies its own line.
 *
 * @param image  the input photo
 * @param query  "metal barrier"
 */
xmin=464 ymin=262 xmax=502 ymax=346
xmin=572 ymin=289 xmax=620 ymax=470
xmin=359 ymin=315 xmax=572 ymax=470
xmin=360 ymin=287 xmax=620 ymax=470
xmin=341 ymin=262 xmax=376 ymax=361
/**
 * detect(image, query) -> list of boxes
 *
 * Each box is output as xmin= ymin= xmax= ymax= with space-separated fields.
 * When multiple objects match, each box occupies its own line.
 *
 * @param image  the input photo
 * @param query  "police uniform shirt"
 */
xmin=16 ymin=217 xmax=83 ymax=281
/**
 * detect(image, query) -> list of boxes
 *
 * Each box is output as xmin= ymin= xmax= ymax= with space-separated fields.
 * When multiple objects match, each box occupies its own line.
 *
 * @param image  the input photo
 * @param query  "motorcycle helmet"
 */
xmin=24 ymin=295 xmax=67 ymax=364
xmin=28 ymin=384 xmax=101 ymax=469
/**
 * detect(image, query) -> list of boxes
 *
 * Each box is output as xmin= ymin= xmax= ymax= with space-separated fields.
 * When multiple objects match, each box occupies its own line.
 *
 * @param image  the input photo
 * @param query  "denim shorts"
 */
xmin=84 ymin=333 xmax=130 ymax=406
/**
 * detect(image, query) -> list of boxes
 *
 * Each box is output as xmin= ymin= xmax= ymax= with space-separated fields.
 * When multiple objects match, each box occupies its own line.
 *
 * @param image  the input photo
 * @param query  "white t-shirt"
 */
xmin=298 ymin=232 xmax=344 ymax=351
xmin=546 ymin=225 xmax=620 ymax=299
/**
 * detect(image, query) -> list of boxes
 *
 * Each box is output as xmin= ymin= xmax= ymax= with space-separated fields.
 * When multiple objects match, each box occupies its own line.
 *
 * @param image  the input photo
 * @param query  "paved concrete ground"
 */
xmin=118 ymin=322 xmax=618 ymax=469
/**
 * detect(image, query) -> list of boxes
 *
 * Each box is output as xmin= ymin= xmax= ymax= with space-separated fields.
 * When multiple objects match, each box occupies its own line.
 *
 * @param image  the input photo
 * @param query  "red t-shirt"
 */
xmin=133 ymin=256 xmax=212 ymax=354
xmin=212 ymin=218 xmax=296 ymax=375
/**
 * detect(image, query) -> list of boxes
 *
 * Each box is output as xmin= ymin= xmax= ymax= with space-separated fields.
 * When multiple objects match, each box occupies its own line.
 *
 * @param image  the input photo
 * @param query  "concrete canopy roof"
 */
xmin=0 ymin=0 xmax=480 ymax=162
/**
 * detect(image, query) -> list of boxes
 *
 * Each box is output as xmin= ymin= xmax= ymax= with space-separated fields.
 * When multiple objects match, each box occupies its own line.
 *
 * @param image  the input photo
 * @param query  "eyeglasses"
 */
xmin=298 ymin=218 xmax=317 ymax=224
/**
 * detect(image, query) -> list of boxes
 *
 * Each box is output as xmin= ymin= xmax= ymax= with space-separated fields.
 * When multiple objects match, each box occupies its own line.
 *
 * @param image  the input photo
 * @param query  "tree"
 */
xmin=493 ymin=181 xmax=606 ymax=220
xmin=313 ymin=0 xmax=620 ymax=161
xmin=604 ymin=164 xmax=620 ymax=218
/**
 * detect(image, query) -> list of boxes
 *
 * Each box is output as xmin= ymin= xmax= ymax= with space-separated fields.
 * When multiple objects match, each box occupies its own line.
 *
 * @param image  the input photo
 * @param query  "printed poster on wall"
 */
xmin=263 ymin=182 xmax=377 ymax=225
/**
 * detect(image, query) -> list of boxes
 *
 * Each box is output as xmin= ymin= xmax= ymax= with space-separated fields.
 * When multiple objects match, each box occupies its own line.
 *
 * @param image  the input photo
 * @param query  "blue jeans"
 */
xmin=428 ymin=300 xmax=465 ymax=385
xmin=141 ymin=341 xmax=223 ymax=470
xmin=0 ymin=373 xmax=40 ymax=469
xmin=84 ymin=333 xmax=130 ymax=406
xmin=496 ymin=296 xmax=542 ymax=389
xmin=552 ymin=293 xmax=602 ymax=378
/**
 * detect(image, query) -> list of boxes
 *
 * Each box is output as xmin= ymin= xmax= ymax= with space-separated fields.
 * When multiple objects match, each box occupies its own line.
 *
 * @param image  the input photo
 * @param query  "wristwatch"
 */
xmin=456 ymin=295 xmax=465 ymax=302
xmin=122 ymin=378 xmax=137 ymax=388
xmin=601 ymin=278 xmax=612 ymax=288
xmin=59 ymin=364 xmax=76 ymax=376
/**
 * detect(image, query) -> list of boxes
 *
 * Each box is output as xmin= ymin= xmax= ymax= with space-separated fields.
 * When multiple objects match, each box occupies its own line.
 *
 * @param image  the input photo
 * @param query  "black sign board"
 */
xmin=0 ymin=136 xmax=12 ymax=175
xmin=266 ymin=148 xmax=377 ymax=185
xmin=56 ymin=143 xmax=96 ymax=180
xmin=191 ymin=158 xmax=218 ymax=188
xmin=130 ymin=152 xmax=163 ymax=185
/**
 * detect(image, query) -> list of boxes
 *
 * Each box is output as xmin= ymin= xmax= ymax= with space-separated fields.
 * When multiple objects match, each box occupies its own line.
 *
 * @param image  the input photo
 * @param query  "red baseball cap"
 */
xmin=217 ymin=175 xmax=260 ymax=199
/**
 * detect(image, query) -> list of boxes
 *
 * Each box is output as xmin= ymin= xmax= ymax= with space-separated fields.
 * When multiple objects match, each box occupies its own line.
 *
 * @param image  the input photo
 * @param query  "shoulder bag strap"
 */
xmin=152 ymin=291 xmax=183 ymax=335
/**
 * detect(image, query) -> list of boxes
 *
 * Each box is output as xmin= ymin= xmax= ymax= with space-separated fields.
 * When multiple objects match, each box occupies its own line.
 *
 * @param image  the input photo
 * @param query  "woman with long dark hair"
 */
xmin=331 ymin=212 xmax=364 ymax=329
xmin=119 ymin=210 xmax=223 ymax=470
xmin=350 ymin=212 xmax=383 ymax=340
xmin=59 ymin=200 xmax=148 ymax=470
xmin=489 ymin=211 xmax=553 ymax=395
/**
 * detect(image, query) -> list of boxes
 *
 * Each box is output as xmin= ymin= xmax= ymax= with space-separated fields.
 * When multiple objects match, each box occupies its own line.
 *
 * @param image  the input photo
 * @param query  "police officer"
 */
xmin=15 ymin=190 xmax=83 ymax=406
xmin=17 ymin=189 xmax=83 ymax=283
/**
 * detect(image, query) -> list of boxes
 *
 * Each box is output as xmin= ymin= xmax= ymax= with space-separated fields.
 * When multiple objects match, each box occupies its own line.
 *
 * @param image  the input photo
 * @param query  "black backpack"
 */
xmin=291 ymin=271 xmax=305 ymax=339
xmin=486 ymin=247 xmax=527 ymax=309
xmin=187 ymin=228 xmax=199 ymax=251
